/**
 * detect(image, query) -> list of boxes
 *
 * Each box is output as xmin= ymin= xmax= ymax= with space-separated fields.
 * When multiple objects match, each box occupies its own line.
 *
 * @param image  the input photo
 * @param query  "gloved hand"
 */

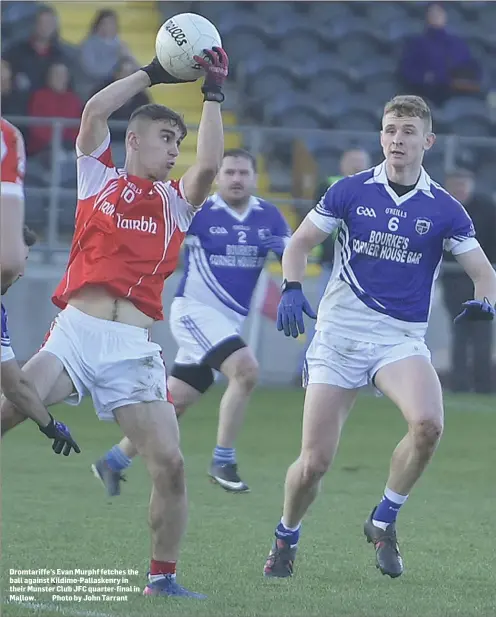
xmin=277 ymin=283 xmax=317 ymax=338
xmin=262 ymin=235 xmax=286 ymax=258
xmin=141 ymin=57 xmax=195 ymax=86
xmin=454 ymin=298 xmax=496 ymax=324
xmin=39 ymin=414 xmax=81 ymax=456
xmin=194 ymin=47 xmax=229 ymax=103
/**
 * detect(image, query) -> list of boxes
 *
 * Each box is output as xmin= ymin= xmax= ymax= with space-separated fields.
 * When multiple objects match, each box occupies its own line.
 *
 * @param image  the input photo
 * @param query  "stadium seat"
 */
xmin=386 ymin=18 xmax=424 ymax=43
xmin=306 ymin=1 xmax=355 ymax=26
xmin=355 ymin=56 xmax=397 ymax=81
xmin=217 ymin=12 xmax=270 ymax=40
xmin=253 ymin=1 xmax=297 ymax=22
xmin=363 ymin=1 xmax=411 ymax=29
xmin=248 ymin=68 xmax=298 ymax=103
xmin=277 ymin=29 xmax=322 ymax=63
xmin=336 ymin=33 xmax=384 ymax=67
xmin=223 ymin=31 xmax=269 ymax=68
xmin=361 ymin=72 xmax=399 ymax=109
xmin=334 ymin=111 xmax=379 ymax=133
xmin=438 ymin=97 xmax=489 ymax=124
xmin=308 ymin=72 xmax=354 ymax=103
xmin=191 ymin=1 xmax=249 ymax=26
xmin=264 ymin=94 xmax=325 ymax=129
xmin=319 ymin=15 xmax=374 ymax=46
xmin=448 ymin=115 xmax=493 ymax=138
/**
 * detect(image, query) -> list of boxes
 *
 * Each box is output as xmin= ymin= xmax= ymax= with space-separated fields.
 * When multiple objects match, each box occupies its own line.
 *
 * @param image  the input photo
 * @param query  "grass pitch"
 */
xmin=2 ymin=388 xmax=495 ymax=617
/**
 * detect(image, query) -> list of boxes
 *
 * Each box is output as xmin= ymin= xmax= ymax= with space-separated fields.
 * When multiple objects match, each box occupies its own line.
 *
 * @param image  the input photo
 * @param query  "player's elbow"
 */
xmin=195 ymin=159 xmax=221 ymax=180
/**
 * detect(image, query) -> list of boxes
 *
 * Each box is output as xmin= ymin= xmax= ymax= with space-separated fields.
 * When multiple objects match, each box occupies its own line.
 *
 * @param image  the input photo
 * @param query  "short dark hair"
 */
xmin=23 ymin=225 xmax=37 ymax=247
xmin=223 ymin=148 xmax=257 ymax=172
xmin=128 ymin=104 xmax=187 ymax=140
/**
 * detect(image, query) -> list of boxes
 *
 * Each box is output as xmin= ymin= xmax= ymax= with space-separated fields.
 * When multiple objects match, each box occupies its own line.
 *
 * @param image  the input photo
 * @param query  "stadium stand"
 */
xmin=2 ymin=1 xmax=496 ymax=235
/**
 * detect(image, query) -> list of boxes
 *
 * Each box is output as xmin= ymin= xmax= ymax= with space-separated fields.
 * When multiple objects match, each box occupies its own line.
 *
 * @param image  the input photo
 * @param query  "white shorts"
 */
xmin=303 ymin=330 xmax=431 ymax=390
xmin=169 ymin=297 xmax=242 ymax=366
xmin=41 ymin=306 xmax=169 ymax=421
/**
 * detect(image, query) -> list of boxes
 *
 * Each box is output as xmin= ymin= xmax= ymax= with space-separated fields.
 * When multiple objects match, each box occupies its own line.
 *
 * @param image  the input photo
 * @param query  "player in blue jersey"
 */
xmin=95 ymin=149 xmax=291 ymax=494
xmin=263 ymin=95 xmax=496 ymax=579
xmin=1 ymin=226 xmax=80 ymax=455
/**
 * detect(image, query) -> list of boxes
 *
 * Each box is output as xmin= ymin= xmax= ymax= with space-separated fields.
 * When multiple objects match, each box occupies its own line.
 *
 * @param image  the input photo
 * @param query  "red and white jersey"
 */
xmin=1 ymin=118 xmax=26 ymax=197
xmin=52 ymin=132 xmax=197 ymax=321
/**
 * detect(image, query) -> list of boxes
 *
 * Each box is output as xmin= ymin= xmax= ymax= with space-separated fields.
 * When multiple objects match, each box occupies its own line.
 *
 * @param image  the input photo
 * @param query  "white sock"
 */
xmin=281 ymin=517 xmax=301 ymax=532
xmin=149 ymin=573 xmax=176 ymax=583
xmin=372 ymin=487 xmax=409 ymax=530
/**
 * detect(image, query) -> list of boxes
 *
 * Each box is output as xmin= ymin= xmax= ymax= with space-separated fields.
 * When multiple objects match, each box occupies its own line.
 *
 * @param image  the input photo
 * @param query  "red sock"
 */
xmin=150 ymin=560 xmax=176 ymax=577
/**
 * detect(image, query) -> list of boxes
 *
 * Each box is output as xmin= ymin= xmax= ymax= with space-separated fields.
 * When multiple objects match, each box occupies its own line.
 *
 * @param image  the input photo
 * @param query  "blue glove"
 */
xmin=454 ymin=298 xmax=496 ymax=324
xmin=39 ymin=414 xmax=81 ymax=456
xmin=277 ymin=284 xmax=317 ymax=338
xmin=262 ymin=235 xmax=286 ymax=258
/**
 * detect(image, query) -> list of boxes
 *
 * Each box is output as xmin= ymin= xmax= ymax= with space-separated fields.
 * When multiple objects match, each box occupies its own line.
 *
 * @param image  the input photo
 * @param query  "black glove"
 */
xmin=39 ymin=414 xmax=81 ymax=456
xmin=140 ymin=57 xmax=195 ymax=86
xmin=194 ymin=47 xmax=229 ymax=103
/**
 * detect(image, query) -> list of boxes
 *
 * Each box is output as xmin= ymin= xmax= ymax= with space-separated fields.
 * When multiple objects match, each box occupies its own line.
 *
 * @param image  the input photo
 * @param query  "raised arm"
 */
xmin=77 ymin=57 xmax=190 ymax=155
xmin=77 ymin=71 xmax=150 ymax=155
xmin=181 ymin=48 xmax=229 ymax=207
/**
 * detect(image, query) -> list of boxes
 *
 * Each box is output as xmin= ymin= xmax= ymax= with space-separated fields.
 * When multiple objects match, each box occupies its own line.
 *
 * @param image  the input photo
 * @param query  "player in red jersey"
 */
xmin=1 ymin=49 xmax=228 ymax=598
xmin=1 ymin=118 xmax=28 ymax=287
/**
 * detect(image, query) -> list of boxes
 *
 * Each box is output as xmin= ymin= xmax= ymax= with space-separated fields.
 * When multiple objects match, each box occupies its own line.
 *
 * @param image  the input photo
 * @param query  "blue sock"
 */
xmin=373 ymin=487 xmax=409 ymax=528
xmin=213 ymin=445 xmax=236 ymax=465
xmin=275 ymin=519 xmax=301 ymax=547
xmin=104 ymin=445 xmax=132 ymax=472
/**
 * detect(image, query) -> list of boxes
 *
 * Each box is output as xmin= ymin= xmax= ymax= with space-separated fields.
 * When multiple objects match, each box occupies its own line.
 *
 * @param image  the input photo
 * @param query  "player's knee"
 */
xmin=231 ymin=356 xmax=259 ymax=392
xmin=300 ymin=451 xmax=331 ymax=484
xmin=410 ymin=418 xmax=443 ymax=451
xmin=149 ymin=449 xmax=185 ymax=495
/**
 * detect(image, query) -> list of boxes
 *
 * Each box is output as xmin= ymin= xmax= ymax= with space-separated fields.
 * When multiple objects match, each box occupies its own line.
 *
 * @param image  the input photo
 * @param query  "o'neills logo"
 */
xmin=116 ymin=213 xmax=157 ymax=234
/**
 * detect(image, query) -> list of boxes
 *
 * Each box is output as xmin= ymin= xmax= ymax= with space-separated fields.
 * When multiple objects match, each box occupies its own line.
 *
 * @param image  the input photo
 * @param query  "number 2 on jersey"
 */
xmin=237 ymin=231 xmax=247 ymax=244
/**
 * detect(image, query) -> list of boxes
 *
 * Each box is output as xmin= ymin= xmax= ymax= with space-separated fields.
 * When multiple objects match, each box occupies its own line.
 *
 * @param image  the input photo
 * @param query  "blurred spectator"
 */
xmin=4 ymin=6 xmax=70 ymax=95
xmin=1 ymin=58 xmax=28 ymax=117
xmin=27 ymin=62 xmax=82 ymax=156
xmin=315 ymin=148 xmax=372 ymax=269
xmin=94 ymin=57 xmax=150 ymax=139
xmin=398 ymin=2 xmax=483 ymax=106
xmin=442 ymin=168 xmax=496 ymax=393
xmin=79 ymin=10 xmax=133 ymax=99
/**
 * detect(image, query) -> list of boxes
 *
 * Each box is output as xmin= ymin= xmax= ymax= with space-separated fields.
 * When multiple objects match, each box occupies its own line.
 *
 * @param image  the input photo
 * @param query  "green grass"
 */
xmin=2 ymin=388 xmax=496 ymax=617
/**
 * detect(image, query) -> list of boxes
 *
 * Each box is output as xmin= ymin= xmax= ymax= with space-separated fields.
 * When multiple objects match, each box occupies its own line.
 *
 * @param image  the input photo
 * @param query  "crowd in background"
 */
xmin=1 ymin=6 xmax=148 ymax=158
xmin=1 ymin=1 xmax=495 ymax=392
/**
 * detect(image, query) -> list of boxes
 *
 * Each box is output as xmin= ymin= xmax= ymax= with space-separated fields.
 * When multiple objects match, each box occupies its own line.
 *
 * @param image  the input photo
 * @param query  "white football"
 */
xmin=155 ymin=13 xmax=222 ymax=81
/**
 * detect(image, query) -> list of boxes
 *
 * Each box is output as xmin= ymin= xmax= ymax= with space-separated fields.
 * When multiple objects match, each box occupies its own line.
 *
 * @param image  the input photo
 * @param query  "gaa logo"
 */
xmin=356 ymin=206 xmax=376 ymax=218
xmin=414 ymin=218 xmax=432 ymax=235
